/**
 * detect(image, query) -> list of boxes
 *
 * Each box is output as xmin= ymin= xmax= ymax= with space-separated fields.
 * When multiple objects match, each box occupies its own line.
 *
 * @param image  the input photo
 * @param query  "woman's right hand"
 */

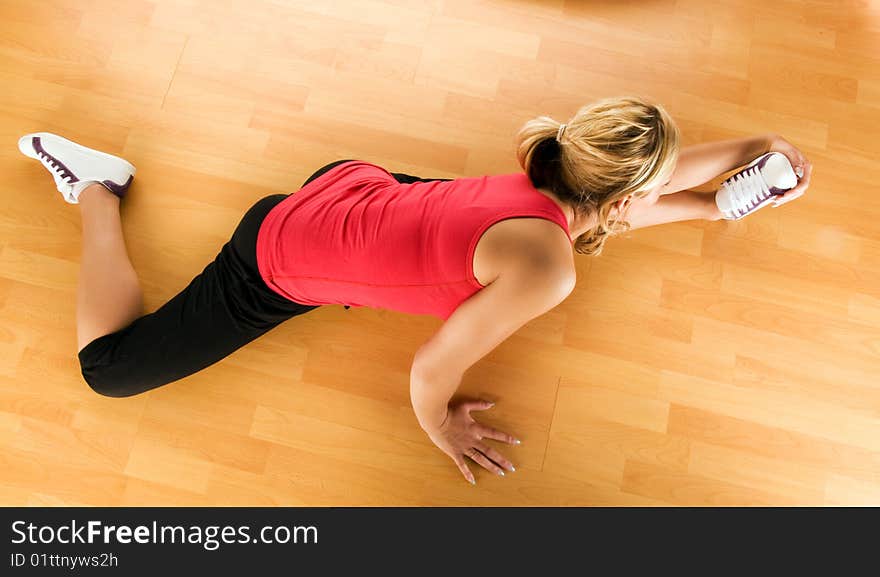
xmin=425 ymin=398 xmax=520 ymax=484
xmin=767 ymin=134 xmax=813 ymax=208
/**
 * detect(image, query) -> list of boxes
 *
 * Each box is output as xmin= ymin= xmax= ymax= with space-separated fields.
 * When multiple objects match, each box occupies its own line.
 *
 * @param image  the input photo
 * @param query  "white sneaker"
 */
xmin=18 ymin=132 xmax=136 ymax=204
xmin=715 ymin=152 xmax=798 ymax=220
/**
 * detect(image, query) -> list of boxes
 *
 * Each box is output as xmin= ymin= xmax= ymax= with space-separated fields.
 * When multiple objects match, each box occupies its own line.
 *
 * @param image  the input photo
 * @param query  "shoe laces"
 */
xmin=723 ymin=165 xmax=771 ymax=217
xmin=36 ymin=149 xmax=75 ymax=183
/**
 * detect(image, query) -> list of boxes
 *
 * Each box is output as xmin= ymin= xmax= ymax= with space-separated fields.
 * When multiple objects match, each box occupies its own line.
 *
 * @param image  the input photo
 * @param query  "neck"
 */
xmin=536 ymin=187 xmax=596 ymax=241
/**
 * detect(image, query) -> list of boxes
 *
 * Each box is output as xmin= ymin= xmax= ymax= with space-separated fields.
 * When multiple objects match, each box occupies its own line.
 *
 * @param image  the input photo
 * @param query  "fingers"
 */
xmin=475 ymin=423 xmax=520 ymax=446
xmin=454 ymin=455 xmax=476 ymax=485
xmin=465 ymin=446 xmax=507 ymax=477
xmin=774 ymin=163 xmax=813 ymax=207
xmin=774 ymin=135 xmax=806 ymax=168
xmin=447 ymin=399 xmax=523 ymax=482
xmin=475 ymin=441 xmax=515 ymax=473
xmin=768 ymin=136 xmax=813 ymax=209
xmin=464 ymin=399 xmax=495 ymax=412
xmin=801 ymin=161 xmax=813 ymax=185
xmin=793 ymin=158 xmax=812 ymax=181
xmin=774 ymin=189 xmax=802 ymax=207
xmin=775 ymin=182 xmax=804 ymax=205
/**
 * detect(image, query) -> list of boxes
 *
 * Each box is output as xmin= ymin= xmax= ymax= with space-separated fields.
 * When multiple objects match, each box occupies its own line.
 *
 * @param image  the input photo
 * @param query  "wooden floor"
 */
xmin=1 ymin=0 xmax=879 ymax=506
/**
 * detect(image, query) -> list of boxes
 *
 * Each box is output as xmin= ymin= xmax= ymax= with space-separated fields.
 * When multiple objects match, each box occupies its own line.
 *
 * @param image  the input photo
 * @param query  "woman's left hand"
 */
xmin=767 ymin=134 xmax=813 ymax=208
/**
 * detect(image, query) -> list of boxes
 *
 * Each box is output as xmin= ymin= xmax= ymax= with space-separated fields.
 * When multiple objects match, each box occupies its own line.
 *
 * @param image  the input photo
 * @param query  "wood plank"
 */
xmin=2 ymin=0 xmax=878 ymax=506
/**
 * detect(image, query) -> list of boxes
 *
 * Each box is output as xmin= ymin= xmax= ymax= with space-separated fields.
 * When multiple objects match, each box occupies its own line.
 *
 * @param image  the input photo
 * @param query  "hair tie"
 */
xmin=556 ymin=123 xmax=568 ymax=142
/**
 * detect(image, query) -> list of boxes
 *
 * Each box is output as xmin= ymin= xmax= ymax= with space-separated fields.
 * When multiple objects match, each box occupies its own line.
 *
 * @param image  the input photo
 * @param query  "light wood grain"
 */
xmin=1 ymin=0 xmax=878 ymax=506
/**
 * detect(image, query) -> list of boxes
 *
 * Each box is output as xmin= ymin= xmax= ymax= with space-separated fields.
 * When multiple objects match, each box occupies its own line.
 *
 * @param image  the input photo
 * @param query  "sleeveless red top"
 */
xmin=255 ymin=160 xmax=572 ymax=320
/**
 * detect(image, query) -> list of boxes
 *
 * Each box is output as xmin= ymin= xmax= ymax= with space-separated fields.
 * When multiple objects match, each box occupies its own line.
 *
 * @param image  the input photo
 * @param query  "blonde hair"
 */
xmin=515 ymin=95 xmax=681 ymax=256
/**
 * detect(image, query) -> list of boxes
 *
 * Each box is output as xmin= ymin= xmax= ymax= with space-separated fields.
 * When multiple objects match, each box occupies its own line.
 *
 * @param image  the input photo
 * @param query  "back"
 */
xmin=256 ymin=160 xmax=573 ymax=320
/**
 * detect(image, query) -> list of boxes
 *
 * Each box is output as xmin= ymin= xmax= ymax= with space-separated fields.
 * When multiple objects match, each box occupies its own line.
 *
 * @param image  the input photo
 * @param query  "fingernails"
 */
xmin=510 ymin=465 xmax=516 ymax=472
xmin=498 ymin=470 xmax=505 ymax=477
xmin=514 ymin=439 xmax=521 ymax=445
xmin=469 ymin=477 xmax=475 ymax=485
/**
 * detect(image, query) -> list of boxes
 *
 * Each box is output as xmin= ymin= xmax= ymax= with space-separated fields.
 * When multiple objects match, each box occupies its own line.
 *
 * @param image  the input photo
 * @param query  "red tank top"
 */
xmin=255 ymin=160 xmax=572 ymax=320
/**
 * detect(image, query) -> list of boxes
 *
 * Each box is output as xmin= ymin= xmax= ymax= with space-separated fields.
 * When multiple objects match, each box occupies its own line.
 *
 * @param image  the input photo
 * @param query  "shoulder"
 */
xmin=490 ymin=217 xmax=576 ymax=293
xmin=493 ymin=217 xmax=573 ymax=268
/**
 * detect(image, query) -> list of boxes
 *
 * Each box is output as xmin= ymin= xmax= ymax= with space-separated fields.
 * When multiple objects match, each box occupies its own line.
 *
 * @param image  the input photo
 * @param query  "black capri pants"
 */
xmin=77 ymin=160 xmax=451 ymax=397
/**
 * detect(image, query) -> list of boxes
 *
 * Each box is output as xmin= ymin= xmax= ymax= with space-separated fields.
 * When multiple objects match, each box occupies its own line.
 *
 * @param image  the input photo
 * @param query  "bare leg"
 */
xmin=623 ymin=189 xmax=723 ymax=231
xmin=76 ymin=184 xmax=144 ymax=353
xmin=613 ymin=136 xmax=749 ymax=231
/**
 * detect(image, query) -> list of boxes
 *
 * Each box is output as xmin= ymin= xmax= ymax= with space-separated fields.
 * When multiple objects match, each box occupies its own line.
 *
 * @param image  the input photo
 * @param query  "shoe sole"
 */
xmin=18 ymin=132 xmax=136 ymax=175
xmin=729 ymin=195 xmax=777 ymax=220
xmin=722 ymin=152 xmax=796 ymax=219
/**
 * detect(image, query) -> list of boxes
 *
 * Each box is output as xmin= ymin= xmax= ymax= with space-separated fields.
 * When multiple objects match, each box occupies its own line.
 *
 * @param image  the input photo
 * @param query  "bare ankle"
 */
xmin=79 ymin=183 xmax=118 ymax=205
xmin=704 ymin=192 xmax=723 ymax=221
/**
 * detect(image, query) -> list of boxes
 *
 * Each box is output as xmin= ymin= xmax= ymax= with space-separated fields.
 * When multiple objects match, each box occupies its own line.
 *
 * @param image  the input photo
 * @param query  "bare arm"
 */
xmin=666 ymin=132 xmax=776 ymax=194
xmin=410 ymin=258 xmax=573 ymax=431
xmin=410 ymin=233 xmax=574 ymax=482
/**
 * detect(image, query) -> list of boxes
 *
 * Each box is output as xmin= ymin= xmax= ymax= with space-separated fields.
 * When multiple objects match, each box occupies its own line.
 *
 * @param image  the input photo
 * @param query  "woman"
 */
xmin=18 ymin=96 xmax=812 ymax=484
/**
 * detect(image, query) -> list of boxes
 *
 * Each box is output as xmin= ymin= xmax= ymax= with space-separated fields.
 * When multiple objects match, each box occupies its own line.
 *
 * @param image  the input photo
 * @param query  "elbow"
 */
xmin=410 ymin=357 xmax=449 ymax=386
xmin=410 ymin=353 xmax=464 ymax=392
